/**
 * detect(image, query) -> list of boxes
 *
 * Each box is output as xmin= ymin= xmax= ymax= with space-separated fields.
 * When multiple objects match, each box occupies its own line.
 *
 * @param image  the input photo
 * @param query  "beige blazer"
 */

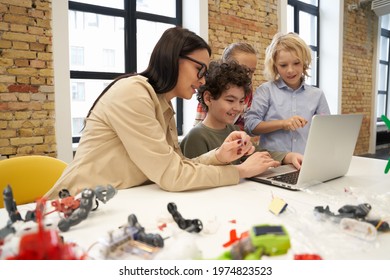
xmin=45 ymin=76 xmax=239 ymax=199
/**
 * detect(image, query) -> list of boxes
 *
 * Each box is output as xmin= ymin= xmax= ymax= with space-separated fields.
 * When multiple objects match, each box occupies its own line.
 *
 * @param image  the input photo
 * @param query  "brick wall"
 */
xmin=208 ymin=0 xmax=278 ymax=88
xmin=0 ymin=0 xmax=56 ymax=158
xmin=342 ymin=0 xmax=377 ymax=154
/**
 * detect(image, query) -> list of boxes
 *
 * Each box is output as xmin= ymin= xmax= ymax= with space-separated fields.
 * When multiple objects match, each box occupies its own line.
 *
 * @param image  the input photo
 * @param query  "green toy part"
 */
xmin=217 ymin=224 xmax=291 ymax=260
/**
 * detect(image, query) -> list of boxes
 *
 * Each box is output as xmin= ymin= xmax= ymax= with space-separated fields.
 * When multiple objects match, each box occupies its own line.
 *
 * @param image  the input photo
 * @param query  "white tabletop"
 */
xmin=1 ymin=156 xmax=389 ymax=260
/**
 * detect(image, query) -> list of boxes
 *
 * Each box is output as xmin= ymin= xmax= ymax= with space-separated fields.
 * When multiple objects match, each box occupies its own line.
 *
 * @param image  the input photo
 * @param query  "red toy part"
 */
xmin=7 ymin=230 xmax=82 ymax=260
xmin=294 ymin=253 xmax=322 ymax=260
xmin=6 ymin=198 xmax=86 ymax=260
xmin=158 ymin=223 xmax=167 ymax=231
xmin=48 ymin=196 xmax=81 ymax=217
xmin=222 ymin=229 xmax=249 ymax=248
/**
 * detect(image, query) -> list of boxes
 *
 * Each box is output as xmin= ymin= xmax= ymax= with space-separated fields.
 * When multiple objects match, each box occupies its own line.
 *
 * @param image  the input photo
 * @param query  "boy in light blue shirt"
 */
xmin=245 ymin=32 xmax=330 ymax=154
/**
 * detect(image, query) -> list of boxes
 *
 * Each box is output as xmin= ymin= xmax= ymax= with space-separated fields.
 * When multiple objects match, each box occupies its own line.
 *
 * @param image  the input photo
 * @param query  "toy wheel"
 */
xmin=128 ymin=214 xmax=138 ymax=226
xmin=192 ymin=219 xmax=203 ymax=233
xmin=24 ymin=210 xmax=36 ymax=222
xmin=153 ymin=234 xmax=164 ymax=248
xmin=59 ymin=189 xmax=70 ymax=198
xmin=58 ymin=218 xmax=70 ymax=232
xmin=167 ymin=202 xmax=177 ymax=214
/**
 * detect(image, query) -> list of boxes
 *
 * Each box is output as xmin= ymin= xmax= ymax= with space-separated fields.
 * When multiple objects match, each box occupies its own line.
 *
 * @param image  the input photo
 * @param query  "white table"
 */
xmin=1 ymin=156 xmax=389 ymax=260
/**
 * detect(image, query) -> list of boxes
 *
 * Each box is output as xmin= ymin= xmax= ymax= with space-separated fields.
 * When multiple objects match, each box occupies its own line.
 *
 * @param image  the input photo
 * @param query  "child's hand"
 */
xmin=283 ymin=152 xmax=303 ymax=169
xmin=215 ymin=131 xmax=254 ymax=163
xmin=282 ymin=116 xmax=307 ymax=131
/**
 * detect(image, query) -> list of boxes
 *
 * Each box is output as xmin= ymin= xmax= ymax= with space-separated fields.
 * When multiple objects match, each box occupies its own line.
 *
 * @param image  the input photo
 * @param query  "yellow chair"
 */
xmin=0 ymin=155 xmax=67 ymax=208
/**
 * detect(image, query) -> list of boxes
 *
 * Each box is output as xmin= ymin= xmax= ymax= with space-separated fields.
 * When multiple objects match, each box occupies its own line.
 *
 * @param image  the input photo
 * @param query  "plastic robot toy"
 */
xmin=95 ymin=213 xmax=164 ymax=259
xmin=314 ymin=203 xmax=389 ymax=241
xmin=167 ymin=202 xmax=203 ymax=233
xmin=127 ymin=214 xmax=164 ymax=247
xmin=47 ymin=189 xmax=81 ymax=218
xmin=314 ymin=203 xmax=389 ymax=231
xmin=0 ymin=196 xmax=86 ymax=260
xmin=0 ymin=185 xmax=36 ymax=242
xmin=218 ymin=224 xmax=291 ymax=260
xmin=57 ymin=185 xmax=117 ymax=232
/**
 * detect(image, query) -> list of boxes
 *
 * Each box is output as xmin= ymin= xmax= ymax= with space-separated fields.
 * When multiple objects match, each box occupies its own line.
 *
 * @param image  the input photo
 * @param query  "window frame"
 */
xmin=68 ymin=0 xmax=183 ymax=143
xmin=378 ymin=27 xmax=390 ymax=122
xmin=287 ymin=0 xmax=320 ymax=87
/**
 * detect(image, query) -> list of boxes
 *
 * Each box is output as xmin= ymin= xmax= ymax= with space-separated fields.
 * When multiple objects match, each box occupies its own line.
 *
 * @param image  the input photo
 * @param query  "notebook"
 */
xmin=248 ymin=114 xmax=363 ymax=190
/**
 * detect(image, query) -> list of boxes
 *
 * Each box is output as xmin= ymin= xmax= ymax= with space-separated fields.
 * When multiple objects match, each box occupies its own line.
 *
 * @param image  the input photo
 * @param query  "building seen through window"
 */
xmin=68 ymin=0 xmax=182 ymax=142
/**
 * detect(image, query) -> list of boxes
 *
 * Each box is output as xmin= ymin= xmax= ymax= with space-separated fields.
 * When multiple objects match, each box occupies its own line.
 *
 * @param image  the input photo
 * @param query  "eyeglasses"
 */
xmin=180 ymin=55 xmax=208 ymax=79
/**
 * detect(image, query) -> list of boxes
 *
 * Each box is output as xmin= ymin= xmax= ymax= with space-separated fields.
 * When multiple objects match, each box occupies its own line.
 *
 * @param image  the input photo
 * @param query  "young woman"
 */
xmin=45 ymin=27 xmax=280 ymax=199
xmin=181 ymin=60 xmax=302 ymax=168
xmin=245 ymin=32 xmax=330 ymax=154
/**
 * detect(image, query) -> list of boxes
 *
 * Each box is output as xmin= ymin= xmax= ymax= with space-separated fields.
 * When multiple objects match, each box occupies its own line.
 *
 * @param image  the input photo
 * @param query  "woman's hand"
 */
xmin=235 ymin=151 xmax=280 ymax=178
xmin=282 ymin=152 xmax=303 ymax=170
xmin=215 ymin=131 xmax=254 ymax=164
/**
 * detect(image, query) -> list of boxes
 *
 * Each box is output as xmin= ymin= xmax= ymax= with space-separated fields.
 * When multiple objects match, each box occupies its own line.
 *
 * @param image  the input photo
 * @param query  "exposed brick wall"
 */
xmin=0 ymin=0 xmax=56 ymax=158
xmin=342 ymin=0 xmax=377 ymax=154
xmin=208 ymin=0 xmax=278 ymax=88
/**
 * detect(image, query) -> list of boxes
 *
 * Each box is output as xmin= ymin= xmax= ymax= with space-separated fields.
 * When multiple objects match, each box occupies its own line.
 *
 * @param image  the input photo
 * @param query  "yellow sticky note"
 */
xmin=269 ymin=197 xmax=288 ymax=215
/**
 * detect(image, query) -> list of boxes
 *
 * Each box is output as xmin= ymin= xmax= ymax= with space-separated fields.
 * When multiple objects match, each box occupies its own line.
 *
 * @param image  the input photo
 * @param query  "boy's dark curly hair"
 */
xmin=197 ymin=60 xmax=252 ymax=111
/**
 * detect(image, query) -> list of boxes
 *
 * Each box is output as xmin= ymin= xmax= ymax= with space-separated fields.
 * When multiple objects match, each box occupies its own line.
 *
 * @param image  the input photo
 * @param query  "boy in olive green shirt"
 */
xmin=181 ymin=60 xmax=303 ymax=166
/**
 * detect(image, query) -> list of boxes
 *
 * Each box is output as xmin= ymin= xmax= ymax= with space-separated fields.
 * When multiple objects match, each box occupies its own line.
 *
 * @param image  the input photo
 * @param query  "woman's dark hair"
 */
xmin=197 ymin=60 xmax=252 ymax=111
xmin=86 ymin=26 xmax=211 ymax=119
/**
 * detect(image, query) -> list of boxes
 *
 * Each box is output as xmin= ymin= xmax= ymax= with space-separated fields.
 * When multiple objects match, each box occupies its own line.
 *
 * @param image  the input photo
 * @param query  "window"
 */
xmin=377 ymin=14 xmax=390 ymax=122
xmin=68 ymin=0 xmax=183 ymax=144
xmin=72 ymin=117 xmax=85 ymax=137
xmin=287 ymin=0 xmax=319 ymax=87
xmin=70 ymin=46 xmax=84 ymax=66
xmin=86 ymin=12 xmax=99 ymax=27
xmin=71 ymin=82 xmax=85 ymax=101
xmin=102 ymin=49 xmax=115 ymax=68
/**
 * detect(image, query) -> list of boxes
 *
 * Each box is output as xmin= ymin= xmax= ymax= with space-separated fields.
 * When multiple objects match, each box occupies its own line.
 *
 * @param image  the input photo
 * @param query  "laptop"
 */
xmin=248 ymin=114 xmax=363 ymax=190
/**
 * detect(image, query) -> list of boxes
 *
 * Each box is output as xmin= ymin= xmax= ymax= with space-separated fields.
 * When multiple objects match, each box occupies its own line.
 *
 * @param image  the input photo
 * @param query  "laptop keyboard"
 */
xmin=270 ymin=170 xmax=300 ymax=185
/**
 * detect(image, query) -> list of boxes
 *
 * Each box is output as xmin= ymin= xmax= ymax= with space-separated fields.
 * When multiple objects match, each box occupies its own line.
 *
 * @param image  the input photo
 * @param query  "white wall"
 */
xmin=52 ymin=0 xmax=73 ymax=163
xmin=182 ymin=0 xmax=209 ymax=134
xmin=278 ymin=0 xmax=288 ymax=32
xmin=319 ymin=0 xmax=343 ymax=114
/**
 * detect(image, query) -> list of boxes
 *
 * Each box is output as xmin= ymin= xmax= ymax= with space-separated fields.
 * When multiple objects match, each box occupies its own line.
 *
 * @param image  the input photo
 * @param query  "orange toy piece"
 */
xmin=222 ymin=229 xmax=249 ymax=248
xmin=294 ymin=254 xmax=322 ymax=260
xmin=50 ymin=196 xmax=81 ymax=217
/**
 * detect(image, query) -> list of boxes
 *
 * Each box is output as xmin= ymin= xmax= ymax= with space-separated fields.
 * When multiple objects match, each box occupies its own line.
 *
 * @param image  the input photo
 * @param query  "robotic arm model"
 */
xmin=57 ymin=185 xmax=117 ymax=232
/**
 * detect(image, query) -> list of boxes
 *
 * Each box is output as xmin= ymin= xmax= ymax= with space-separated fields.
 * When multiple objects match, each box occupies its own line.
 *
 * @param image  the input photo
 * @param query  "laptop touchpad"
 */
xmin=256 ymin=164 xmax=297 ymax=178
